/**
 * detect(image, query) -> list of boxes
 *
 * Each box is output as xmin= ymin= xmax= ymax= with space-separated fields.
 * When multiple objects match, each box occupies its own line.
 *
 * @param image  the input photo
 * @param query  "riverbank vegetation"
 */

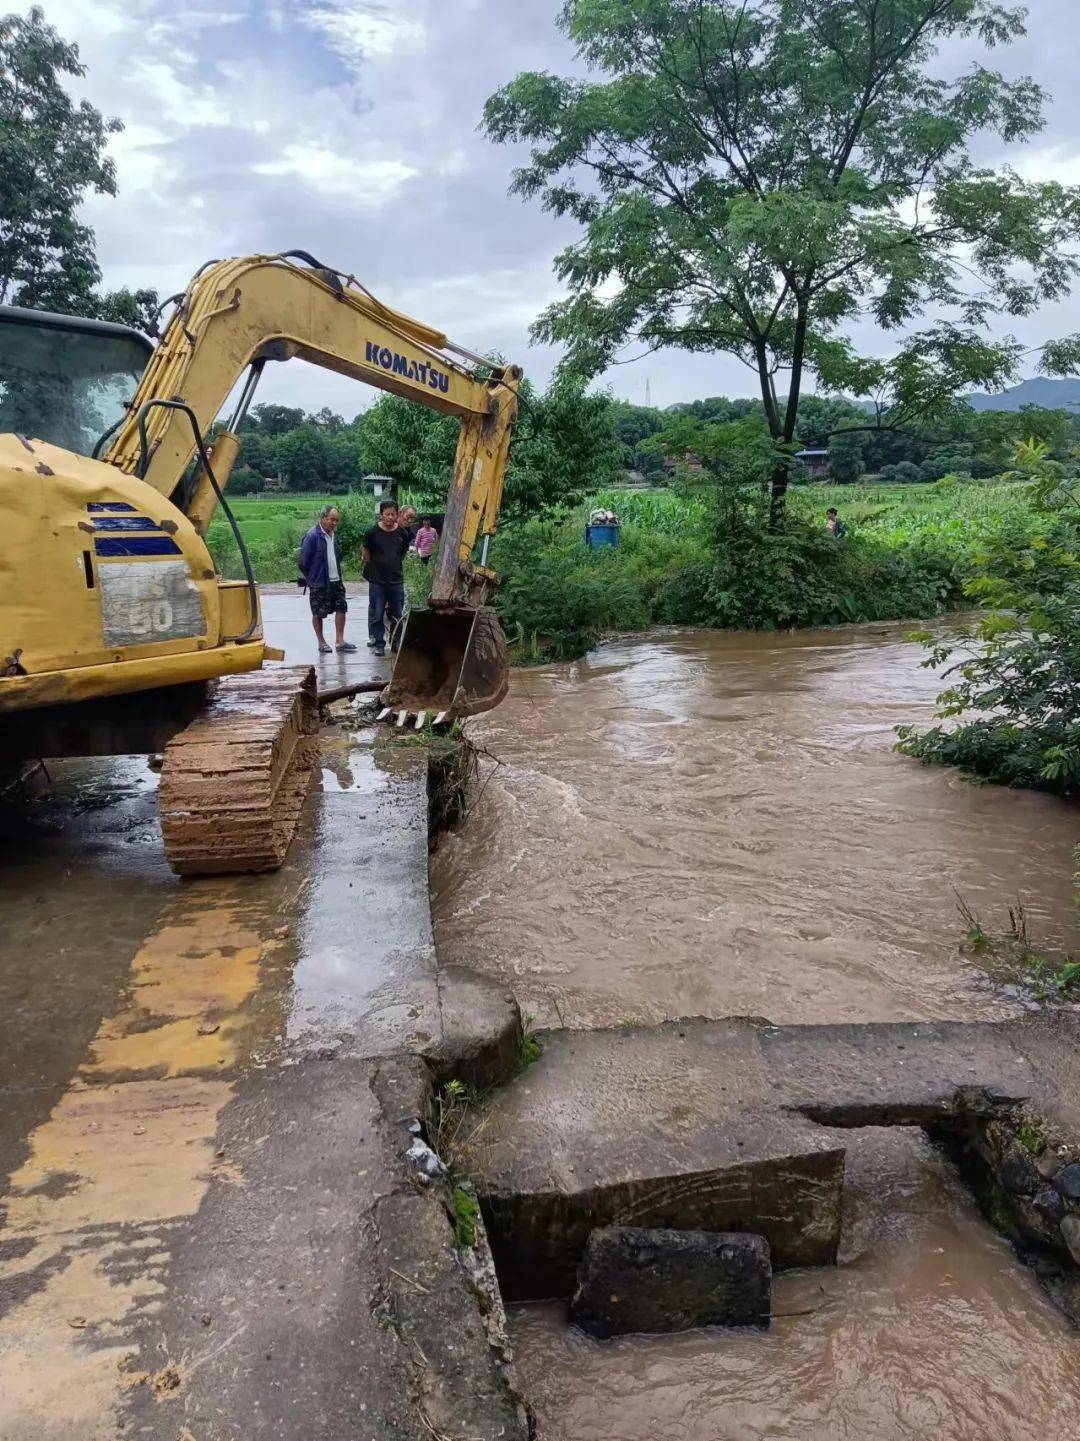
xmin=897 ymin=446 xmax=1080 ymax=798
xmin=211 ymin=476 xmax=1049 ymax=660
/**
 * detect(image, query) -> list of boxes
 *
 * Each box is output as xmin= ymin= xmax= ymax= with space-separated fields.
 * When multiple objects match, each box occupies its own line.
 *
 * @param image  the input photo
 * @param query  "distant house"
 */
xmin=661 ymin=451 xmax=705 ymax=475
xmin=261 ymin=473 xmax=288 ymax=493
xmin=795 ymin=447 xmax=829 ymax=479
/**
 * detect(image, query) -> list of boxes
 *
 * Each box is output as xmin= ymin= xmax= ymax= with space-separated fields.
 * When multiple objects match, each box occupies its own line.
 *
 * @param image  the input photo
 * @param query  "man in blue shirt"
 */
xmin=298 ymin=505 xmax=356 ymax=654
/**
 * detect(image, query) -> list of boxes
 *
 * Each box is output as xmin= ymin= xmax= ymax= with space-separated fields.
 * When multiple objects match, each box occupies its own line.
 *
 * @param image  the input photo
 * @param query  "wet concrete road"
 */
xmin=0 ymin=593 xmax=527 ymax=1439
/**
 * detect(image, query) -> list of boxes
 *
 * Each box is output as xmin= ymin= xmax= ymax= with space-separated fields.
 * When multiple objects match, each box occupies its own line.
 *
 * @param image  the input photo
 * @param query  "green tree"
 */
xmin=94 ymin=286 xmax=160 ymax=333
xmin=276 ymin=423 xmax=330 ymax=490
xmin=358 ymin=392 xmax=455 ymax=495
xmin=357 ymin=376 xmax=622 ymax=517
xmin=245 ymin=403 xmax=308 ymax=436
xmin=969 ymin=404 xmax=1071 ymax=466
xmin=485 ymin=0 xmax=1080 ymax=526
xmin=509 ymin=376 xmax=622 ymax=516
xmin=0 ymin=6 xmax=121 ymax=311
xmin=827 ymin=429 xmax=866 ymax=484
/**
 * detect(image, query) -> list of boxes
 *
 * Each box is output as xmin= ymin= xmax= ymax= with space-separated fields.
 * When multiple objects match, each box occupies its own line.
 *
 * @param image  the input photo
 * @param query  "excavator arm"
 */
xmin=104 ymin=254 xmax=521 ymax=610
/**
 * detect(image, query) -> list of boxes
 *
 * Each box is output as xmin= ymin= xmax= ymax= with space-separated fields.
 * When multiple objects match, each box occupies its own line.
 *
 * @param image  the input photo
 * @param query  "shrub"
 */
xmin=897 ymin=513 xmax=1080 ymax=796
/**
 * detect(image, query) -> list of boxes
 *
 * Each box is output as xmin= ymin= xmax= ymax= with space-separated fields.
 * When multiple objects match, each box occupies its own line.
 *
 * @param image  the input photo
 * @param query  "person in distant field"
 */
xmin=299 ymin=504 xmax=355 ymax=654
xmin=414 ymin=515 xmax=438 ymax=565
xmin=825 ymin=506 xmax=847 ymax=538
xmin=363 ymin=500 xmax=411 ymax=657
xmin=397 ymin=504 xmax=419 ymax=543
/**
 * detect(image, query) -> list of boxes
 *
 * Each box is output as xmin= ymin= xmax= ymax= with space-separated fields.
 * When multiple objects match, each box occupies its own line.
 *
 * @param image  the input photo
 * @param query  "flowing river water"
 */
xmin=431 ymin=623 xmax=1080 ymax=1441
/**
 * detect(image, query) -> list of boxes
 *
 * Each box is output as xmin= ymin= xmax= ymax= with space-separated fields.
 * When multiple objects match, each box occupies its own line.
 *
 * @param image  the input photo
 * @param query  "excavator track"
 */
xmin=159 ymin=666 xmax=318 ymax=876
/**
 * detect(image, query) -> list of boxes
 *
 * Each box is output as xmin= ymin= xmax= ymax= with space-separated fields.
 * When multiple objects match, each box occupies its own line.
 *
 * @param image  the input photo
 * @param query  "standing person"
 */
xmin=397 ymin=504 xmax=418 ymax=543
xmin=825 ymin=506 xmax=847 ymax=538
xmin=298 ymin=505 xmax=355 ymax=654
xmin=363 ymin=500 xmax=411 ymax=657
xmin=414 ymin=515 xmax=438 ymax=565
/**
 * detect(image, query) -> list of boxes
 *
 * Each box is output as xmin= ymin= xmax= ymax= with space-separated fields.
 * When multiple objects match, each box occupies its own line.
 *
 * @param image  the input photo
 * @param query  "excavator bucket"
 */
xmin=382 ymin=605 xmax=509 ymax=723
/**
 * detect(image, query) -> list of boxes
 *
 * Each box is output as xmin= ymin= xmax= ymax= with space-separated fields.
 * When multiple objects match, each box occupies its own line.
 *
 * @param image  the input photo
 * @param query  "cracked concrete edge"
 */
xmin=426 ymin=965 xmax=525 ymax=1093
xmin=369 ymin=1057 xmax=534 ymax=1441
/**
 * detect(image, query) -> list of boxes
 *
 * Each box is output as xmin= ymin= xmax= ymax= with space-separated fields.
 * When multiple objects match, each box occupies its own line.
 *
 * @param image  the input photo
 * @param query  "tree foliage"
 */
xmin=484 ymin=0 xmax=1080 ymax=522
xmin=898 ymin=444 xmax=1080 ymax=794
xmin=349 ymin=375 xmax=622 ymax=518
xmin=0 ymin=6 xmax=121 ymax=311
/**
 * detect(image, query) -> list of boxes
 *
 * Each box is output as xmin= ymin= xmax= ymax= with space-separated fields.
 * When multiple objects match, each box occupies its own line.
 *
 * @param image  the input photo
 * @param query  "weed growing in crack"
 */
xmin=515 ymin=1014 xmax=542 ymax=1074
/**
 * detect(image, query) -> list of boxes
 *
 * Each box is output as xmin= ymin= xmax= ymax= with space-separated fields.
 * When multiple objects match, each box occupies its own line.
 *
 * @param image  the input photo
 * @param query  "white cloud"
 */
xmin=130 ymin=58 xmax=225 ymax=129
xmin=302 ymin=2 xmax=425 ymax=65
xmin=253 ymin=144 xmax=418 ymax=207
xmin=1013 ymin=144 xmax=1080 ymax=187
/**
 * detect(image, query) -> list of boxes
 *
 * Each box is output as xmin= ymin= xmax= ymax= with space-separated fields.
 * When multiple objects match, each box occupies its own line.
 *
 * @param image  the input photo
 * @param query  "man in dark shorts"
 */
xmin=298 ymin=505 xmax=355 ymax=654
xmin=363 ymin=499 xmax=410 ymax=657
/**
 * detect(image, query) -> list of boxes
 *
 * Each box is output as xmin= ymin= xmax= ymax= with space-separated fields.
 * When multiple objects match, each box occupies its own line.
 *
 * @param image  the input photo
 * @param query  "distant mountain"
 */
xmin=965 ymin=377 xmax=1080 ymax=412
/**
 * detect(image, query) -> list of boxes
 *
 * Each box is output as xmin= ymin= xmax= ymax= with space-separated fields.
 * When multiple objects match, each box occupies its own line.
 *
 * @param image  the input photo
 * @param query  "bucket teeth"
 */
xmin=395 ymin=710 xmax=409 ymax=728
xmin=414 ymin=710 xmax=427 ymax=731
xmin=434 ymin=710 xmax=448 ymax=728
xmin=377 ymin=706 xmax=392 ymax=722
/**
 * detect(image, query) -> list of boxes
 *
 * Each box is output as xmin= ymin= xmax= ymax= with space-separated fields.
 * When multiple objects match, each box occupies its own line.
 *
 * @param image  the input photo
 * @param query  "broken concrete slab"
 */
xmin=466 ymin=1020 xmax=846 ymax=1301
xmin=569 ymin=1226 xmax=771 ymax=1338
xmin=466 ymin=1013 xmax=1080 ymax=1311
xmin=376 ymin=1191 xmax=531 ymax=1440
xmin=427 ymin=964 xmax=524 ymax=1091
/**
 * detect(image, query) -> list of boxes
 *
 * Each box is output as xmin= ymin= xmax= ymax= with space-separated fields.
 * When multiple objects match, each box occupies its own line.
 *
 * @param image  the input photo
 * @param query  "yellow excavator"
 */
xmin=0 ymin=251 xmax=521 ymax=875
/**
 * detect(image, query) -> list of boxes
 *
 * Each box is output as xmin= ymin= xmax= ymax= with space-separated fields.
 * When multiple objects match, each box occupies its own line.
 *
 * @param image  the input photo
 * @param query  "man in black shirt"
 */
xmin=363 ymin=500 xmax=411 ymax=656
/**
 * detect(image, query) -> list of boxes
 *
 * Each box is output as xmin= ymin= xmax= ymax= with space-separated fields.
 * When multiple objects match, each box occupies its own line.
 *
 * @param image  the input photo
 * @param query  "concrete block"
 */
xmin=570 ymin=1227 xmax=771 ymax=1338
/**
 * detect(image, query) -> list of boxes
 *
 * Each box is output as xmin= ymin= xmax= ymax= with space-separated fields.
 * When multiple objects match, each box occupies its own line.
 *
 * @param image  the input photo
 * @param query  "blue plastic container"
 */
xmin=585 ymin=522 xmax=620 ymax=550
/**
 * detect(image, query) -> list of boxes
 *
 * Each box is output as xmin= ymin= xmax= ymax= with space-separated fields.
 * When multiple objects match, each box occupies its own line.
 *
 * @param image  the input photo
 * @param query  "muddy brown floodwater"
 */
xmin=430 ymin=623 xmax=1080 ymax=1441
xmin=432 ymin=625 xmax=1079 ymax=1029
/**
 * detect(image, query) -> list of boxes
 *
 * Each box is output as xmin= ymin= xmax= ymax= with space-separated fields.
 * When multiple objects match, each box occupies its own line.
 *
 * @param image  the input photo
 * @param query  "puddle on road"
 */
xmin=510 ymin=1129 xmax=1079 ymax=1441
xmin=433 ymin=626 xmax=1080 ymax=1028
xmin=431 ymin=624 xmax=1080 ymax=1438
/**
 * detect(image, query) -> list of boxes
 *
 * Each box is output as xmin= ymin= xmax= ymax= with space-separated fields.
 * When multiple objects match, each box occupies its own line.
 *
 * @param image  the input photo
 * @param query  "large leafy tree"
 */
xmin=0 ymin=6 xmax=121 ymax=311
xmin=357 ymin=376 xmax=622 ymax=518
xmin=485 ymin=0 xmax=1080 ymax=523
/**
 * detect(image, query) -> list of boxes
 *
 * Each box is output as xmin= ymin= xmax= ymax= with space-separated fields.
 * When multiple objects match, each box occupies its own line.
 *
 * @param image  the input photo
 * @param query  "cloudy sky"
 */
xmin=20 ymin=0 xmax=1080 ymax=416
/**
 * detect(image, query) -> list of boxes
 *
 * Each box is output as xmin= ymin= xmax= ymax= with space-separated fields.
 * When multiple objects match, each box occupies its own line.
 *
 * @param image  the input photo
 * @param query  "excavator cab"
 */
xmin=383 ymin=605 xmax=508 ymax=724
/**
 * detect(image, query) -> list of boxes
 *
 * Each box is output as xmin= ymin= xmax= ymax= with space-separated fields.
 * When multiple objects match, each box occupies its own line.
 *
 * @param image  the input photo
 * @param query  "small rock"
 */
xmin=999 ymin=1146 xmax=1039 ymax=1196
xmin=1037 ymin=1148 xmax=1064 ymax=1180
xmin=68 ymin=1316 xmax=87 ymax=1329
xmin=1033 ymin=1187 xmax=1066 ymax=1224
xmin=197 ymin=1022 xmax=220 ymax=1036
xmin=1060 ymin=1214 xmax=1080 ymax=1266
xmin=570 ymin=1227 xmax=771 ymax=1339
xmin=1053 ymin=1162 xmax=1080 ymax=1200
xmin=200 ymin=1313 xmax=212 ymax=1327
